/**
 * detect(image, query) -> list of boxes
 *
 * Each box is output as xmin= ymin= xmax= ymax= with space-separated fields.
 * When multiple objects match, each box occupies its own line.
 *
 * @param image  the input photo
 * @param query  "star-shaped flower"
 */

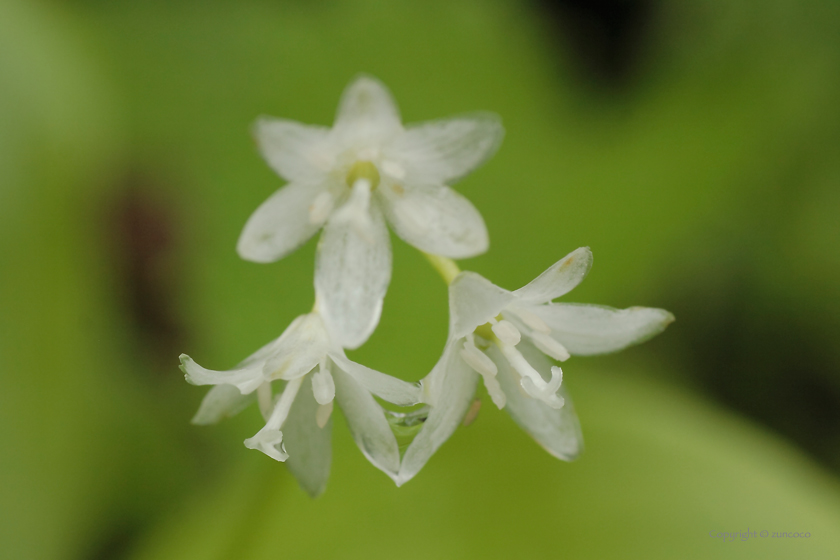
xmin=237 ymin=75 xmax=504 ymax=349
xmin=397 ymin=247 xmax=674 ymax=485
xmin=180 ymin=312 xmax=421 ymax=496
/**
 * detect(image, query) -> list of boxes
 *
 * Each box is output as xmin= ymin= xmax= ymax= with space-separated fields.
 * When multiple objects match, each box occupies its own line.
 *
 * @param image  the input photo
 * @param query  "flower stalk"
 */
xmin=423 ymin=252 xmax=461 ymax=285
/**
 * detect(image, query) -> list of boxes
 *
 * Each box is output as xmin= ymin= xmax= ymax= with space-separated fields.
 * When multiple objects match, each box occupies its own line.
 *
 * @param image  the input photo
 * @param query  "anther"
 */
xmin=529 ymin=331 xmax=570 ymax=361
xmin=491 ymin=319 xmax=521 ymax=346
xmin=311 ymin=359 xmax=336 ymax=405
xmin=460 ymin=334 xmax=498 ymax=377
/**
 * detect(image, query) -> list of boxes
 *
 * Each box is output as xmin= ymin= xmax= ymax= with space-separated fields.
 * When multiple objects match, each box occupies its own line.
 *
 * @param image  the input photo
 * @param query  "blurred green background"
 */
xmin=2 ymin=0 xmax=840 ymax=558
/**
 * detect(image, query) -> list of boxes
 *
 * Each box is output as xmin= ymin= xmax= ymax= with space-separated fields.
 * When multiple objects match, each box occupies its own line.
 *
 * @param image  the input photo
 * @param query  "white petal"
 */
xmin=180 ymin=354 xmax=265 ymax=394
xmin=263 ymin=314 xmax=330 ymax=380
xmin=253 ymin=117 xmax=334 ymax=183
xmin=316 ymin=204 xmax=391 ymax=349
xmin=513 ymin=247 xmax=593 ymax=304
xmin=236 ymin=182 xmax=330 ymax=263
xmin=333 ymin=75 xmax=402 ymax=142
xmin=449 ymin=272 xmax=516 ymax=340
xmin=378 ymin=182 xmax=488 ymax=258
xmin=532 ymin=303 xmax=675 ymax=355
xmin=387 ymin=113 xmax=504 ymax=184
xmin=486 ymin=341 xmax=583 ymax=460
xmin=282 ymin=376 xmax=333 ymax=498
xmin=332 ymin=366 xmax=401 ymax=482
xmin=397 ymin=340 xmax=479 ymax=486
xmin=329 ymin=352 xmax=421 ymax=406
xmin=191 ymin=384 xmax=255 ymax=425
xmin=237 ymin=336 xmax=283 ymax=368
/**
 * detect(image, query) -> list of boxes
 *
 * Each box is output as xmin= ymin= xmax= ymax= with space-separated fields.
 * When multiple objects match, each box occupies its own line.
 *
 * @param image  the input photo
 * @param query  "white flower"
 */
xmin=180 ymin=312 xmax=421 ymax=496
xmin=237 ymin=75 xmax=504 ymax=349
xmin=397 ymin=247 xmax=674 ymax=485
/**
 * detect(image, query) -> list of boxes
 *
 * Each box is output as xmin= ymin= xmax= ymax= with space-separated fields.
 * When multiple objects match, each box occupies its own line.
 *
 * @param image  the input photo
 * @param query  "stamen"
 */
xmin=520 ymin=376 xmax=565 ymax=409
xmin=308 ymin=191 xmax=334 ymax=224
xmin=498 ymin=342 xmax=544 ymax=387
xmin=460 ymin=334 xmax=506 ymax=409
xmin=546 ymin=366 xmax=563 ymax=394
xmin=529 ymin=331 xmax=571 ymax=362
xmin=316 ymin=401 xmax=333 ymax=428
xmin=483 ymin=371 xmax=507 ymax=409
xmin=243 ymin=376 xmax=304 ymax=461
xmin=244 ymin=428 xmax=288 ymax=461
xmin=265 ymin=376 xmax=304 ymax=430
xmin=491 ymin=319 xmax=521 ymax=346
xmin=460 ymin=335 xmax=498 ymax=377
xmin=462 ymin=399 xmax=482 ymax=426
xmin=311 ymin=358 xmax=336 ymax=405
xmin=497 ymin=341 xmax=564 ymax=409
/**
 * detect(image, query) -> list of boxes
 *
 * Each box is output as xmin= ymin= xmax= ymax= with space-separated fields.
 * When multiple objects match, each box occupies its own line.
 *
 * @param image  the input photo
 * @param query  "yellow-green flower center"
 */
xmin=346 ymin=160 xmax=380 ymax=190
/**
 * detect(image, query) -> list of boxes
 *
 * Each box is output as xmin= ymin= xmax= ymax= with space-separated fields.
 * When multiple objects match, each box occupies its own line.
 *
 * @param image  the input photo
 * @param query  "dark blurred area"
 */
xmin=537 ymin=0 xmax=657 ymax=88
xmin=542 ymin=0 xmax=840 ymax=471
xmin=107 ymin=169 xmax=186 ymax=374
xmin=658 ymin=133 xmax=840 ymax=470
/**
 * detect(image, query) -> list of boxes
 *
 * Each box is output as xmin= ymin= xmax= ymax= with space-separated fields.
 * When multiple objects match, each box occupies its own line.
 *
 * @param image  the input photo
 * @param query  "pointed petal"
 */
xmin=332 ymin=366 xmax=401 ymax=482
xmin=253 ymin=117 xmax=333 ymax=183
xmin=449 ymin=272 xmax=516 ymax=340
xmin=333 ymin=75 xmax=402 ymax=141
xmin=180 ymin=354 xmax=265 ymax=394
xmin=329 ymin=352 xmax=421 ymax=406
xmin=263 ymin=314 xmax=330 ymax=380
xmin=316 ymin=205 xmax=391 ymax=349
xmin=513 ymin=247 xmax=593 ymax=304
xmin=379 ymin=182 xmax=488 ymax=258
xmin=387 ymin=112 xmax=504 ymax=184
xmin=486 ymin=341 xmax=583 ymax=460
xmin=191 ymin=384 xmax=256 ymax=425
xmin=283 ymin=376 xmax=332 ymax=498
xmin=236 ymin=182 xmax=329 ymax=263
xmin=237 ymin=337 xmax=283 ymax=368
xmin=532 ymin=303 xmax=675 ymax=355
xmin=180 ymin=332 xmax=287 ymax=407
xmin=397 ymin=340 xmax=479 ymax=486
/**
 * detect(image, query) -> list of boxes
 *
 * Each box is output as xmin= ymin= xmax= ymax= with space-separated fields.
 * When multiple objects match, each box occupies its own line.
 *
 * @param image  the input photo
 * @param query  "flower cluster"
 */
xmin=181 ymin=76 xmax=673 ymax=496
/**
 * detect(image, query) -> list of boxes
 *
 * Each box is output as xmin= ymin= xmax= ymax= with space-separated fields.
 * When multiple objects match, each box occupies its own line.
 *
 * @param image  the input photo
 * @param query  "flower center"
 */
xmin=346 ymin=160 xmax=380 ymax=190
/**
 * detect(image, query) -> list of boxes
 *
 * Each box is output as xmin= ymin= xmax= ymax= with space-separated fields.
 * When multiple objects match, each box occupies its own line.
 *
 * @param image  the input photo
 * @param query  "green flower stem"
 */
xmin=423 ymin=252 xmax=461 ymax=285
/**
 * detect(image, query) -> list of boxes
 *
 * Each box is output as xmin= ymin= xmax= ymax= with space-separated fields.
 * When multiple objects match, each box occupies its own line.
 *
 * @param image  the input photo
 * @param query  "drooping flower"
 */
xmin=180 ymin=312 xmax=421 ymax=496
xmin=397 ymin=247 xmax=674 ymax=485
xmin=237 ymin=75 xmax=504 ymax=349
